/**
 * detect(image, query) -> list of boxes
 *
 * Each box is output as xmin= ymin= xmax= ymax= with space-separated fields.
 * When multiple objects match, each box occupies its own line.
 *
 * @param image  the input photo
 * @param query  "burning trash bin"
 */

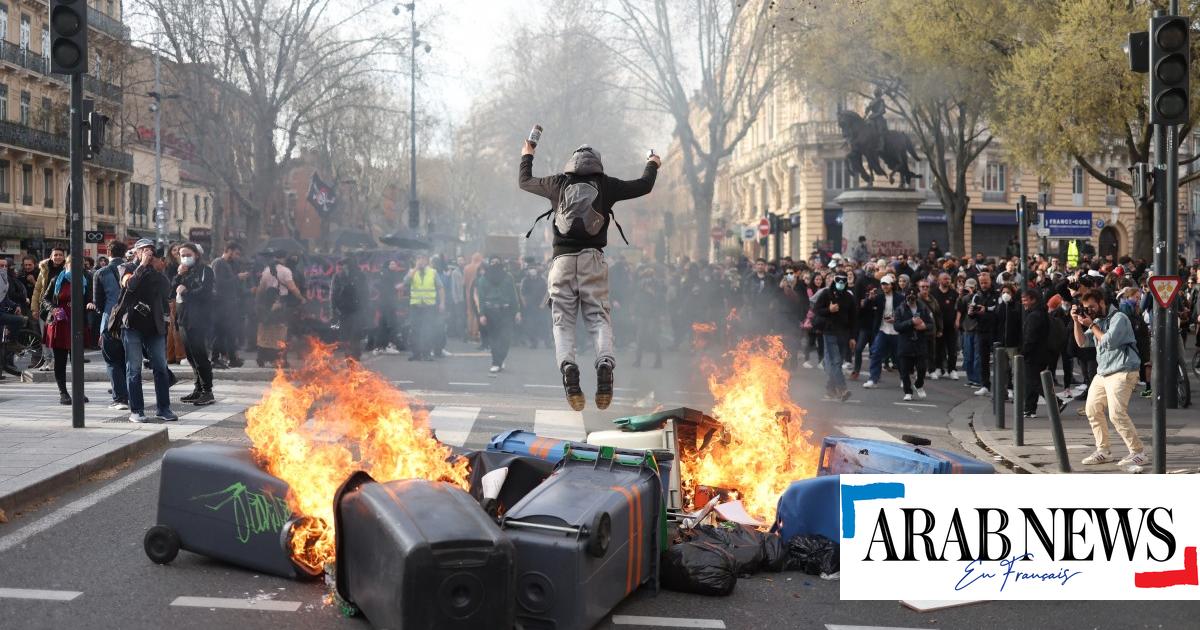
xmin=333 ymin=472 xmax=516 ymax=630
xmin=501 ymin=445 xmax=665 ymax=630
xmin=143 ymin=443 xmax=322 ymax=580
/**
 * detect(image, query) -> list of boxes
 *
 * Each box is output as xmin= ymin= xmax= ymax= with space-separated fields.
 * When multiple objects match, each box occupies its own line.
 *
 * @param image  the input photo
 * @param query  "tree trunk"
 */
xmin=689 ymin=177 xmax=716 ymax=263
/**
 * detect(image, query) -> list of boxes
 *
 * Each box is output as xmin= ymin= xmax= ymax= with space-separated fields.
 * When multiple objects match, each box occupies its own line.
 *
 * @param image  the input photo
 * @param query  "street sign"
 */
xmin=1044 ymin=210 xmax=1093 ymax=238
xmin=1148 ymin=275 xmax=1183 ymax=309
xmin=758 ymin=217 xmax=770 ymax=238
xmin=710 ymin=227 xmax=724 ymax=240
xmin=1036 ymin=227 xmax=1051 ymax=238
xmin=741 ymin=226 xmax=755 ymax=240
xmin=1095 ymin=219 xmax=1106 ymax=229
xmin=84 ymin=230 xmax=104 ymax=243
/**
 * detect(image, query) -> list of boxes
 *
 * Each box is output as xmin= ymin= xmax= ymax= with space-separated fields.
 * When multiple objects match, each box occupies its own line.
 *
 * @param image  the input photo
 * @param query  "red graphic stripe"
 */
xmin=1135 ymin=546 xmax=1199 ymax=588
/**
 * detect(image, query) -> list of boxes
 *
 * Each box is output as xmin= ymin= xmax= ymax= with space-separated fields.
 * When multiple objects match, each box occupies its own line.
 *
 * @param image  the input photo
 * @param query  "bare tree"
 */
xmin=599 ymin=0 xmax=797 ymax=261
xmin=137 ymin=0 xmax=405 ymax=246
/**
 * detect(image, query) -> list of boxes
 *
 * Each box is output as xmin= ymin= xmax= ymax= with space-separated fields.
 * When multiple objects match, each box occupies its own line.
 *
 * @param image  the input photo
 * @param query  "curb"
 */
xmin=20 ymin=367 xmax=278 ymax=384
xmin=0 ymin=428 xmax=170 ymax=517
xmin=946 ymin=395 xmax=1043 ymax=474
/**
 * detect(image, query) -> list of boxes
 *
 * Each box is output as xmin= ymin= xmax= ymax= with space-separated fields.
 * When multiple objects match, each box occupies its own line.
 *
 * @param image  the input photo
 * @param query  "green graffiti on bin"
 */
xmin=191 ymin=482 xmax=292 ymax=543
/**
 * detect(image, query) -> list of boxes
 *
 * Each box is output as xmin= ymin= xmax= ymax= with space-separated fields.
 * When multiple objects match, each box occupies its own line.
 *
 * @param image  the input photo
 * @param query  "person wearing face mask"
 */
xmin=930 ymin=272 xmax=959 ymax=380
xmin=519 ymin=259 xmax=550 ymax=349
xmin=43 ymin=256 xmax=90 ymax=405
xmin=894 ymin=288 xmax=933 ymax=401
xmin=173 ymin=243 xmax=217 ymax=406
xmin=474 ymin=256 xmax=520 ymax=373
xmin=916 ymin=280 xmax=941 ymax=378
xmin=778 ymin=266 xmax=807 ymax=370
xmin=813 ymin=272 xmax=857 ymax=401
xmin=998 ymin=285 xmax=1023 ymax=397
xmin=112 ymin=240 xmax=175 ymax=423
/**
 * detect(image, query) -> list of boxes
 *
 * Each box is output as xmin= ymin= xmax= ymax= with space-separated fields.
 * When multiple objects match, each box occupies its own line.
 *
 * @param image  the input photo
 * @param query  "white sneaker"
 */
xmin=842 ymin=361 xmax=852 ymax=371
xmin=1072 ymin=384 xmax=1087 ymax=394
xmin=129 ymin=412 xmax=147 ymax=423
xmin=915 ymin=388 xmax=927 ymax=400
xmin=802 ymin=361 xmax=814 ymax=369
xmin=863 ymin=380 xmax=878 ymax=389
xmin=489 ymin=365 xmax=501 ymax=373
xmin=1081 ymin=450 xmax=1112 ymax=465
xmin=973 ymin=386 xmax=989 ymax=396
xmin=108 ymin=401 xmax=129 ymax=411
xmin=1058 ymin=389 xmax=1074 ymax=400
xmin=903 ymin=393 xmax=913 ymax=401
xmin=929 ymin=370 xmax=941 ymax=380
xmin=949 ymin=370 xmax=960 ymax=380
xmin=1117 ymin=451 xmax=1150 ymax=467
xmin=1037 ymin=396 xmax=1046 ymax=406
xmin=1006 ymin=389 xmax=1014 ymax=400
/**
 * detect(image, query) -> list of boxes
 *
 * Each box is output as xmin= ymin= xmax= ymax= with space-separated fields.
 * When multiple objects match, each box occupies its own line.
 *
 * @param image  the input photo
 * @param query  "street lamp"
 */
xmin=148 ymin=45 xmax=179 ymax=248
xmin=395 ymin=2 xmax=431 ymax=232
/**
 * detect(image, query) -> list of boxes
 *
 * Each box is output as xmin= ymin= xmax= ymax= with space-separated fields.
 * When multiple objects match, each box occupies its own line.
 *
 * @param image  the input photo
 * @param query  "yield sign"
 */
xmin=1148 ymin=275 xmax=1182 ymax=309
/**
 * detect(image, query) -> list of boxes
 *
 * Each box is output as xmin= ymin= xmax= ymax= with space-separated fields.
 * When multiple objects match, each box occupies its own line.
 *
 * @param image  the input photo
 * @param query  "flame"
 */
xmin=245 ymin=342 xmax=469 ymax=570
xmin=680 ymin=336 xmax=819 ymax=523
xmin=691 ymin=322 xmax=716 ymax=350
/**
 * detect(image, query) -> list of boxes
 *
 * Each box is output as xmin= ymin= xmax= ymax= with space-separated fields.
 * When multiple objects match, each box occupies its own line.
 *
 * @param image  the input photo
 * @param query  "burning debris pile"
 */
xmin=244 ymin=342 xmax=469 ymax=571
xmin=679 ymin=335 xmax=820 ymax=523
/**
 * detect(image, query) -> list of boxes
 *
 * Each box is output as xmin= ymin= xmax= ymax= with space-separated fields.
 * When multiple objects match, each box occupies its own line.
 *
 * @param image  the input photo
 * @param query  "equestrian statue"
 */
xmin=837 ymin=88 xmax=922 ymax=189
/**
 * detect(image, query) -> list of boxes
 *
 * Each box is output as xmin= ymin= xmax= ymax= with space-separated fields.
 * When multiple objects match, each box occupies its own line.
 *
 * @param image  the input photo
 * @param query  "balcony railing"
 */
xmin=89 ymin=8 xmax=132 ymax=41
xmin=0 ymin=42 xmax=123 ymax=103
xmin=982 ymin=190 xmax=1007 ymax=203
xmin=0 ymin=119 xmax=133 ymax=172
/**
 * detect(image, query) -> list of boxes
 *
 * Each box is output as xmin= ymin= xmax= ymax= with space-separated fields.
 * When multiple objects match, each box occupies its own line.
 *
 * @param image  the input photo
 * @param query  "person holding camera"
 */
xmin=114 ymin=240 xmax=175 ymax=422
xmin=1072 ymin=288 xmax=1146 ymax=468
xmin=863 ymin=274 xmax=902 ymax=388
xmin=174 ymin=243 xmax=216 ymax=406
xmin=93 ymin=242 xmax=129 ymax=408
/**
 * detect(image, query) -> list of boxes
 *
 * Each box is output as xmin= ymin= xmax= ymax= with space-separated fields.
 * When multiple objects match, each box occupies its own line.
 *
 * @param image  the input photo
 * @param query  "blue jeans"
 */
xmin=101 ymin=330 xmax=128 ymax=403
xmin=962 ymin=332 xmax=980 ymax=385
xmin=822 ymin=334 xmax=847 ymax=394
xmin=868 ymin=332 xmax=899 ymax=382
xmin=853 ymin=328 xmax=873 ymax=373
xmin=123 ymin=328 xmax=171 ymax=416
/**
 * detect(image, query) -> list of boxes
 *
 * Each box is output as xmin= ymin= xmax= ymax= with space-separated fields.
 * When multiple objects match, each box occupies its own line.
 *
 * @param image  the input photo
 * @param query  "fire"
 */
xmin=245 ymin=342 xmax=469 ymax=570
xmin=680 ymin=336 xmax=819 ymax=523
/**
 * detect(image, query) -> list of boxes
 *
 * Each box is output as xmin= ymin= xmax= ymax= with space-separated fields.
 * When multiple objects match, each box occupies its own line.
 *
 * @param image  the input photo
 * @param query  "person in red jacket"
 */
xmin=44 ymin=256 xmax=90 ymax=405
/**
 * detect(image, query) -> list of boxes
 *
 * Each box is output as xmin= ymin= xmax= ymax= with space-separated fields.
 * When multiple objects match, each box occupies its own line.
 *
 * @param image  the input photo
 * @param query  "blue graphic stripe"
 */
xmin=841 ymin=482 xmax=905 ymax=538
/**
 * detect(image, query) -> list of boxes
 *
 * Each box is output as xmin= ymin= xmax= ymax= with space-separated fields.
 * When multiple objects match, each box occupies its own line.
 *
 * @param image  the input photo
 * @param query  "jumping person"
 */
xmin=519 ymin=138 xmax=659 ymax=410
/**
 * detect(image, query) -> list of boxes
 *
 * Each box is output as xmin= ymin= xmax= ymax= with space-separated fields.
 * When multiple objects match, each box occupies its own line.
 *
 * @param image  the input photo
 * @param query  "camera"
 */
xmin=133 ymin=301 xmax=151 ymax=317
xmin=647 ymin=149 xmax=656 ymax=160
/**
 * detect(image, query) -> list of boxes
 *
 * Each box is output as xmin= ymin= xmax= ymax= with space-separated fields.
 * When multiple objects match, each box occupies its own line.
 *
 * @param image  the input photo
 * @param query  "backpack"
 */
xmin=1129 ymin=311 xmax=1151 ymax=366
xmin=1046 ymin=314 xmax=1068 ymax=357
xmin=525 ymin=176 xmax=629 ymax=244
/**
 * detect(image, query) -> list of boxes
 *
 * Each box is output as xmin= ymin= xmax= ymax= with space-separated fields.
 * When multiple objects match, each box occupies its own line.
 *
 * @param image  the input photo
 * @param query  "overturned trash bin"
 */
xmin=334 ymin=472 xmax=515 ymax=630
xmin=487 ymin=429 xmax=581 ymax=465
xmin=818 ymin=436 xmax=995 ymax=475
xmin=502 ymin=445 xmax=664 ymax=630
xmin=143 ymin=443 xmax=321 ymax=580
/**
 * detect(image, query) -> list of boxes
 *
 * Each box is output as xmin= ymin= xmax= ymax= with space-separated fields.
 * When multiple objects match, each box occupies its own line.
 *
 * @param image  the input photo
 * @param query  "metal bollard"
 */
xmin=1012 ymin=354 xmax=1025 ymax=446
xmin=1040 ymin=369 xmax=1071 ymax=472
xmin=992 ymin=343 xmax=1006 ymax=429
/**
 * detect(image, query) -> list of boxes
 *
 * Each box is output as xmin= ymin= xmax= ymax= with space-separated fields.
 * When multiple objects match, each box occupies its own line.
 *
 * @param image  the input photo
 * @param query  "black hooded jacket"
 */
xmin=519 ymin=151 xmax=658 ymax=257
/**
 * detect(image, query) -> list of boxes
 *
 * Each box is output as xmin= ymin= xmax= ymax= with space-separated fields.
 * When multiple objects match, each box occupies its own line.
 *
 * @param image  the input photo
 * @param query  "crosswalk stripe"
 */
xmin=613 ymin=616 xmax=725 ymax=628
xmin=0 ymin=588 xmax=82 ymax=601
xmin=426 ymin=406 xmax=481 ymax=447
xmin=835 ymin=425 xmax=904 ymax=444
xmin=534 ymin=409 xmax=586 ymax=441
xmin=170 ymin=596 xmax=301 ymax=612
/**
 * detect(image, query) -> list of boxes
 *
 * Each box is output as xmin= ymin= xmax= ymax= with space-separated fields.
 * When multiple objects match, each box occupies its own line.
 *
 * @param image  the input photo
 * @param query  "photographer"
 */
xmin=114 ymin=240 xmax=176 ymax=423
xmin=1072 ymin=288 xmax=1146 ymax=468
xmin=174 ymin=243 xmax=216 ymax=406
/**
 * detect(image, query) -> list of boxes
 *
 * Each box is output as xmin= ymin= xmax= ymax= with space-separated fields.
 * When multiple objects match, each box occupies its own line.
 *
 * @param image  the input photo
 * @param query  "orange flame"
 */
xmin=680 ymin=336 xmax=819 ymax=523
xmin=245 ymin=342 xmax=469 ymax=570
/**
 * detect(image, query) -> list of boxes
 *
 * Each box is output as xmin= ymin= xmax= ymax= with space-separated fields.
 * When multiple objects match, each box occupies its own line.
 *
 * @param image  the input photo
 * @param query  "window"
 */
xmin=19 ymin=14 xmax=28 ymax=52
xmin=1037 ymin=179 xmax=1053 ymax=206
xmin=1105 ymin=168 xmax=1119 ymax=205
xmin=40 ymin=27 xmax=47 ymax=61
xmin=131 ymin=183 xmax=149 ymax=227
xmin=95 ymin=180 xmax=103 ymax=214
xmin=193 ymin=194 xmax=200 ymax=223
xmin=984 ymin=162 xmax=1006 ymax=191
xmin=106 ymin=0 xmax=113 ymax=17
xmin=18 ymin=90 xmax=28 ymax=126
xmin=203 ymin=197 xmax=209 ymax=223
xmin=39 ymin=97 xmax=49 ymax=132
xmin=43 ymin=168 xmax=52 ymax=207
xmin=1072 ymin=166 xmax=1085 ymax=205
xmin=824 ymin=159 xmax=856 ymax=190
xmin=789 ymin=166 xmax=800 ymax=205
xmin=0 ymin=6 xmax=8 ymax=46
xmin=108 ymin=182 xmax=115 ymax=215
xmin=21 ymin=164 xmax=31 ymax=205
xmin=0 ymin=160 xmax=9 ymax=203
xmin=0 ymin=84 xmax=7 ymax=122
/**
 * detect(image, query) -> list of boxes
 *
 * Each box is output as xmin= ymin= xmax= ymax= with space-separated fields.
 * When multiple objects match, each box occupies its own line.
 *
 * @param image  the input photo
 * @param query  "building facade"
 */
xmin=0 ymin=0 xmax=132 ymax=260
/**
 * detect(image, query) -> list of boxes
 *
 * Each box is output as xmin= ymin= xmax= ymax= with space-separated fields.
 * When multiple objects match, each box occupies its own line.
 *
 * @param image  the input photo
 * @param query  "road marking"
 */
xmin=893 ymin=402 xmax=938 ymax=408
xmin=447 ymin=382 xmax=489 ymax=387
xmin=827 ymin=625 xmax=934 ymax=630
xmin=0 ymin=460 xmax=162 ymax=554
xmin=170 ymin=596 xmax=301 ymax=612
xmin=835 ymin=426 xmax=904 ymax=444
xmin=0 ymin=588 xmax=82 ymax=601
xmin=394 ymin=380 xmax=414 ymax=385
xmin=1041 ymin=445 xmax=1089 ymax=451
xmin=612 ymin=616 xmax=725 ymax=628
xmin=534 ymin=409 xmax=586 ymax=441
xmin=899 ymin=598 xmax=987 ymax=612
xmin=524 ymin=384 xmax=560 ymax=389
xmin=426 ymin=406 xmax=481 ymax=447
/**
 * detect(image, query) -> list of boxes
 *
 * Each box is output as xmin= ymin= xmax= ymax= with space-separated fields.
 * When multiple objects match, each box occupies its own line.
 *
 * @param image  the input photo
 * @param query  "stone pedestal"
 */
xmin=834 ymin=188 xmax=925 ymax=257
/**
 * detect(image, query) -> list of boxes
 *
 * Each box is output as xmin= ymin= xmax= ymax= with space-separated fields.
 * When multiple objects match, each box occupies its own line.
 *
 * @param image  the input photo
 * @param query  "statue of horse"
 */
xmin=836 ymin=110 xmax=923 ymax=189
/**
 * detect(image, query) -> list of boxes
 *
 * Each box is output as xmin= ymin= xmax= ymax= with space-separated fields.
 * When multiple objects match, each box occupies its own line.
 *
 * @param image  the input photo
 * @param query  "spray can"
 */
xmin=527 ymin=124 xmax=543 ymax=148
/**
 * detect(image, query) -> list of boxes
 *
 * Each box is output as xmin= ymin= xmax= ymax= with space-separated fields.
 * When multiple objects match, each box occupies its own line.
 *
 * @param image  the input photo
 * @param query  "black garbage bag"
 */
xmin=760 ymin=532 xmax=786 ymax=573
xmin=785 ymin=534 xmax=839 ymax=575
xmin=463 ymin=450 xmax=556 ymax=517
xmin=682 ymin=524 xmax=767 ymax=575
xmin=660 ymin=541 xmax=737 ymax=596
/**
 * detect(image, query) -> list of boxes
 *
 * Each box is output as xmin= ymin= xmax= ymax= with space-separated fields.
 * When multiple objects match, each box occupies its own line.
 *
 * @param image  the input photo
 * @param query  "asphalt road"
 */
xmin=1 ymin=341 xmax=1197 ymax=629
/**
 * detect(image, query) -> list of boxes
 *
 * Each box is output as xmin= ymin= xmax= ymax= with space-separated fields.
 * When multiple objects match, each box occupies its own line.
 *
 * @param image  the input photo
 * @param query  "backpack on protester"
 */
xmin=1045 ymin=313 xmax=1068 ymax=358
xmin=525 ymin=175 xmax=629 ymax=245
xmin=1129 ymin=311 xmax=1151 ymax=366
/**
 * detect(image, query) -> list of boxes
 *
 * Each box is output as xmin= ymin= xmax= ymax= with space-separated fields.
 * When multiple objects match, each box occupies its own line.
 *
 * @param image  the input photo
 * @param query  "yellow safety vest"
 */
xmin=1067 ymin=240 xmax=1079 ymax=269
xmin=410 ymin=267 xmax=437 ymax=306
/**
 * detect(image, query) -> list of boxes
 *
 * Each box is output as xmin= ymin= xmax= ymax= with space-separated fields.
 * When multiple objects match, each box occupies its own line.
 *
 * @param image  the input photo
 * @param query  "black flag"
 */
xmin=307 ymin=171 xmax=337 ymax=217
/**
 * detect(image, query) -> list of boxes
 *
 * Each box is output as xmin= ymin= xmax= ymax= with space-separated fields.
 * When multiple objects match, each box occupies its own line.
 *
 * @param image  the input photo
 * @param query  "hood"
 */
xmin=563 ymin=146 xmax=604 ymax=175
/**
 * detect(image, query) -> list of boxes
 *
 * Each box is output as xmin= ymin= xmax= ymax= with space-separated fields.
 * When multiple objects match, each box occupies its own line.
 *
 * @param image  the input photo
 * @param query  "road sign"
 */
xmin=758 ymin=217 xmax=770 ymax=238
xmin=1036 ymin=227 xmax=1051 ymax=238
xmin=741 ymin=227 xmax=755 ymax=240
xmin=84 ymin=230 xmax=104 ymax=243
xmin=1148 ymin=275 xmax=1182 ymax=309
xmin=710 ymin=227 xmax=724 ymax=240
xmin=1044 ymin=210 xmax=1093 ymax=237
xmin=1095 ymin=219 xmax=1106 ymax=229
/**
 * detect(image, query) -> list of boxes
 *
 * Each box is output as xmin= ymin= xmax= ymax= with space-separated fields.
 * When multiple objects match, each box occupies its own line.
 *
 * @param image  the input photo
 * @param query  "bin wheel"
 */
xmin=144 ymin=525 xmax=181 ymax=564
xmin=586 ymin=512 xmax=611 ymax=558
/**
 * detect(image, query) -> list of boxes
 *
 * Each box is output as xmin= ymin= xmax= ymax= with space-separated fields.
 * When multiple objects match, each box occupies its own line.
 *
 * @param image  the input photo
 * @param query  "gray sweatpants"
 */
xmin=548 ymin=249 xmax=614 ymax=370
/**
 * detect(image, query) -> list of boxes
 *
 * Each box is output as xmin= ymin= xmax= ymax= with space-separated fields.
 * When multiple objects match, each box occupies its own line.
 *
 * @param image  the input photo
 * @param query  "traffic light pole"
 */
xmin=69 ymin=72 xmax=85 ymax=429
xmin=1165 ymin=124 xmax=1180 ymax=411
xmin=1017 ymin=195 xmax=1029 ymax=286
xmin=1151 ymin=122 xmax=1167 ymax=474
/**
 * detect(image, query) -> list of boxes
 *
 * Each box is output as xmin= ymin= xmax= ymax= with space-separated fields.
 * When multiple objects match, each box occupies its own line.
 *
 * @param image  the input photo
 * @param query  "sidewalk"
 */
xmin=0 ymin=378 xmax=271 ymax=519
xmin=960 ymin=389 xmax=1200 ymax=474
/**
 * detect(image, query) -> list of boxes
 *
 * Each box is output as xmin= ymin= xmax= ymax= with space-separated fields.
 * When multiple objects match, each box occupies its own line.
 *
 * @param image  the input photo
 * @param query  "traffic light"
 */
xmin=1149 ymin=15 xmax=1190 ymax=125
xmin=49 ymin=0 xmax=88 ymax=75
